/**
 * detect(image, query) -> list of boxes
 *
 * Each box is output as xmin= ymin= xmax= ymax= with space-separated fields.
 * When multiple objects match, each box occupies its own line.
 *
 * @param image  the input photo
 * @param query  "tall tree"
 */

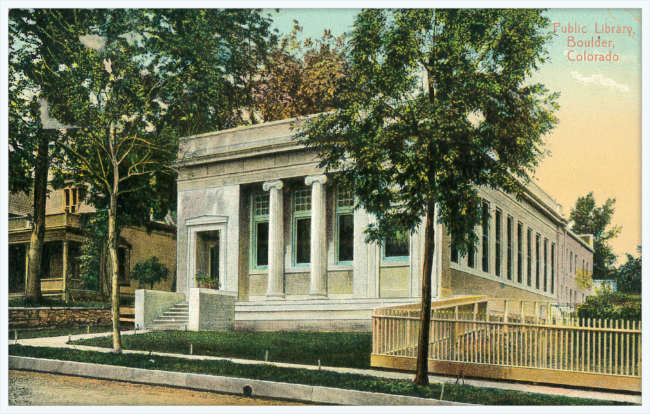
xmin=252 ymin=20 xmax=349 ymax=122
xmin=9 ymin=12 xmax=67 ymax=301
xmin=14 ymin=8 xmax=274 ymax=353
xmin=569 ymin=192 xmax=621 ymax=280
xmin=297 ymin=9 xmax=558 ymax=386
xmin=616 ymin=247 xmax=641 ymax=294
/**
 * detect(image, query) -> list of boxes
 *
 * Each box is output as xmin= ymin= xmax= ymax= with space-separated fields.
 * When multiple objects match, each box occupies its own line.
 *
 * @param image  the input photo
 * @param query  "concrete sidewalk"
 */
xmin=13 ymin=330 xmax=641 ymax=405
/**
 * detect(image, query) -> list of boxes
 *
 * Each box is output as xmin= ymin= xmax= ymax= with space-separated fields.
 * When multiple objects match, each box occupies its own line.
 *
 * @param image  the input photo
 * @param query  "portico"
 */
xmin=173 ymin=117 xmax=431 ymax=330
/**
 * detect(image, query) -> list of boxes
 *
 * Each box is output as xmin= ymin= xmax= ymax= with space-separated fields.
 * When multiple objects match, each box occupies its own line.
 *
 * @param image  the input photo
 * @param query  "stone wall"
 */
xmin=9 ymin=307 xmax=112 ymax=329
xmin=135 ymin=289 xmax=186 ymax=329
xmin=188 ymin=288 xmax=235 ymax=331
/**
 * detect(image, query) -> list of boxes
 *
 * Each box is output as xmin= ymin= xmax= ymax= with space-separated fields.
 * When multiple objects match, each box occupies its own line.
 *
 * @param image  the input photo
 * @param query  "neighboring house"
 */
xmin=170 ymin=116 xmax=594 ymax=331
xmin=8 ymin=185 xmax=177 ymax=301
xmin=593 ymin=279 xmax=617 ymax=293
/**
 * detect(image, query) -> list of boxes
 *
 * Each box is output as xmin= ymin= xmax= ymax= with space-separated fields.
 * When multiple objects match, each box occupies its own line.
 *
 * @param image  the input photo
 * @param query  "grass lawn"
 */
xmin=8 ymin=345 xmax=627 ymax=406
xmin=75 ymin=331 xmax=373 ymax=369
xmin=9 ymin=325 xmax=113 ymax=340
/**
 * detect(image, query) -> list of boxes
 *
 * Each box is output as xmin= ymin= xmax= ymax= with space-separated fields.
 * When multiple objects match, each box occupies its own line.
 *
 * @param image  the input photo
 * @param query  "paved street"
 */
xmin=9 ymin=370 xmax=309 ymax=406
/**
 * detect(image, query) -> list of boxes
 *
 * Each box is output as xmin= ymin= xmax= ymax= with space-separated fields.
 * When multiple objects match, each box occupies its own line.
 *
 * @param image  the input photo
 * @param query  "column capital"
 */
xmin=305 ymin=175 xmax=327 ymax=186
xmin=263 ymin=180 xmax=283 ymax=192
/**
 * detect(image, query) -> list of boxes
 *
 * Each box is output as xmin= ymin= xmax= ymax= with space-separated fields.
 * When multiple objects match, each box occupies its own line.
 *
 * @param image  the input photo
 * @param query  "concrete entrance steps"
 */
xmin=151 ymin=302 xmax=189 ymax=330
xmin=119 ymin=307 xmax=135 ymax=324
xmin=234 ymin=298 xmax=419 ymax=332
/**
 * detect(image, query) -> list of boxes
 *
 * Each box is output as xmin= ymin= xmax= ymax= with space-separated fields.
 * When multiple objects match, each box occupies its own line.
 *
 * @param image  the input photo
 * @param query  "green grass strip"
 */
xmin=9 ymin=345 xmax=626 ymax=406
xmin=75 ymin=331 xmax=373 ymax=369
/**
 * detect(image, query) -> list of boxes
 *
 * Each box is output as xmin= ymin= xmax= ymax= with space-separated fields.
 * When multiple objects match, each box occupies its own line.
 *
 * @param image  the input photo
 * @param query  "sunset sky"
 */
xmin=269 ymin=8 xmax=643 ymax=263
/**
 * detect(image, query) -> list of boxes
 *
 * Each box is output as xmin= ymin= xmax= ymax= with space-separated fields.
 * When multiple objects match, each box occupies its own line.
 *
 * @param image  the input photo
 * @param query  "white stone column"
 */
xmin=263 ymin=180 xmax=284 ymax=299
xmin=305 ymin=175 xmax=328 ymax=298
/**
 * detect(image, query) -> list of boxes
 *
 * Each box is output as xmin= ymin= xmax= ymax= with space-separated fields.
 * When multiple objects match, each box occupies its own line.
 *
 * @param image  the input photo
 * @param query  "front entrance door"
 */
xmin=209 ymin=235 xmax=220 ymax=288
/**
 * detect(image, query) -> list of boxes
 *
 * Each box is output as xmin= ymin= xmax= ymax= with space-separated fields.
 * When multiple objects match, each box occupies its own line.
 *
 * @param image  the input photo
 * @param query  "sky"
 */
xmin=266 ymin=8 xmax=643 ymax=264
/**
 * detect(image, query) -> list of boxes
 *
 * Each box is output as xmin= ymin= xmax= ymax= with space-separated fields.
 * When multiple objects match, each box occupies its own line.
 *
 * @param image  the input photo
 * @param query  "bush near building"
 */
xmin=576 ymin=292 xmax=641 ymax=321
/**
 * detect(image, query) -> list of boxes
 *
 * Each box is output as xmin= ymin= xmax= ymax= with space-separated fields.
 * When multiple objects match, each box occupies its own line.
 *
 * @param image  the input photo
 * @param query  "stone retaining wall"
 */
xmin=9 ymin=307 xmax=112 ymax=329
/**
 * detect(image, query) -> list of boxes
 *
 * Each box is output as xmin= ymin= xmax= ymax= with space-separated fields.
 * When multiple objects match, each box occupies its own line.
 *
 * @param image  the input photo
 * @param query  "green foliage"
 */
xmin=616 ymin=247 xmax=641 ymax=294
xmin=9 ymin=325 xmax=112 ymax=340
xmin=569 ymin=192 xmax=621 ymax=280
xmin=9 ymin=346 xmax=625 ymax=405
xmin=297 ymin=9 xmax=559 ymax=251
xmin=195 ymin=273 xmax=214 ymax=287
xmin=11 ymin=9 xmax=277 ymax=227
xmin=76 ymin=331 xmax=373 ymax=369
xmin=594 ymin=280 xmax=615 ymax=296
xmin=8 ymin=14 xmax=44 ymax=196
xmin=252 ymin=20 xmax=350 ymax=122
xmin=132 ymin=257 xmax=170 ymax=289
xmin=576 ymin=292 xmax=641 ymax=321
xmin=76 ymin=211 xmax=109 ymax=292
xmin=575 ymin=268 xmax=593 ymax=291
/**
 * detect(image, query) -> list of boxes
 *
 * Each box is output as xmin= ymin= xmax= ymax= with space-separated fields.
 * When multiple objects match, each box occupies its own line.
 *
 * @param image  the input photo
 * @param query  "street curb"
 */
xmin=9 ymin=356 xmax=469 ymax=406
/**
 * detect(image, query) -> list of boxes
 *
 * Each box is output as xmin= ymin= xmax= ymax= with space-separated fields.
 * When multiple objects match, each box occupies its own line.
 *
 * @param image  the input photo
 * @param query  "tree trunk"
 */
xmin=108 ymin=125 xmax=122 ymax=353
xmin=107 ymin=191 xmax=122 ymax=353
xmin=414 ymin=198 xmax=436 ymax=386
xmin=25 ymin=131 xmax=51 ymax=301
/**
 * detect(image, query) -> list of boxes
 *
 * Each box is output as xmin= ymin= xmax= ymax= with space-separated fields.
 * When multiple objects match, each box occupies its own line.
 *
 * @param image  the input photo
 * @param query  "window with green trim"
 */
xmin=450 ymin=240 xmax=459 ymax=263
xmin=481 ymin=200 xmax=490 ymax=273
xmin=517 ymin=222 xmax=523 ymax=283
xmin=384 ymin=229 xmax=410 ymax=261
xmin=250 ymin=193 xmax=269 ymax=269
xmin=543 ymin=238 xmax=548 ymax=292
xmin=535 ymin=233 xmax=541 ymax=289
xmin=551 ymin=243 xmax=556 ymax=294
xmin=495 ymin=209 xmax=502 ymax=277
xmin=507 ymin=216 xmax=513 ymax=280
xmin=293 ymin=188 xmax=311 ymax=266
xmin=527 ymin=228 xmax=532 ymax=286
xmin=336 ymin=186 xmax=354 ymax=264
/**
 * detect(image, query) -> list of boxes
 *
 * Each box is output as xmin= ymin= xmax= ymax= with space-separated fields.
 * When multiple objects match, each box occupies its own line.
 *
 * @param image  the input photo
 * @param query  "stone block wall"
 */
xmin=9 ymin=307 xmax=112 ymax=329
xmin=135 ymin=289 xmax=186 ymax=329
xmin=188 ymin=288 xmax=235 ymax=331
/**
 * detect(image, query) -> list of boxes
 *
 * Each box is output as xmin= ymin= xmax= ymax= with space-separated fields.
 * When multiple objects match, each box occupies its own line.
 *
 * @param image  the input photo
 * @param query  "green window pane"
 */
xmin=296 ymin=218 xmax=311 ymax=264
xmin=481 ymin=200 xmax=489 ymax=273
xmin=338 ymin=214 xmax=354 ymax=262
xmin=295 ymin=189 xmax=312 ymax=212
xmin=450 ymin=241 xmax=459 ymax=263
xmin=256 ymin=221 xmax=269 ymax=267
xmin=210 ymin=244 xmax=219 ymax=284
xmin=385 ymin=231 xmax=409 ymax=258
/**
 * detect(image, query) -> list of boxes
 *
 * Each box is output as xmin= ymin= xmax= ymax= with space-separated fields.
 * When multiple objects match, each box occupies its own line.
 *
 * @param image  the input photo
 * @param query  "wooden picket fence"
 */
xmin=371 ymin=297 xmax=641 ymax=392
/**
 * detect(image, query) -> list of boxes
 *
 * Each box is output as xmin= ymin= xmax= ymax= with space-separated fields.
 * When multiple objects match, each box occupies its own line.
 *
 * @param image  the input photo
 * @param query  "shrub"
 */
xmin=131 ymin=257 xmax=170 ymax=289
xmin=576 ymin=292 xmax=641 ymax=321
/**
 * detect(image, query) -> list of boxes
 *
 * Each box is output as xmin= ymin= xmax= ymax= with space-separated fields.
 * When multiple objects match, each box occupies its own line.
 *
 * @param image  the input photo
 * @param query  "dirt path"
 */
xmin=9 ymin=370 xmax=310 ymax=406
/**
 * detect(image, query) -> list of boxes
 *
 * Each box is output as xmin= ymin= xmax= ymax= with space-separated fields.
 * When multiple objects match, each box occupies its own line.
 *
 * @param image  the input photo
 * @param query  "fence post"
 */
xmin=503 ymin=300 xmax=509 ymax=337
xmin=534 ymin=302 xmax=539 ymax=324
xmin=453 ymin=306 xmax=459 ymax=361
xmin=520 ymin=300 xmax=525 ymax=323
xmin=407 ymin=310 xmax=411 ymax=357
xmin=637 ymin=321 xmax=641 ymax=377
